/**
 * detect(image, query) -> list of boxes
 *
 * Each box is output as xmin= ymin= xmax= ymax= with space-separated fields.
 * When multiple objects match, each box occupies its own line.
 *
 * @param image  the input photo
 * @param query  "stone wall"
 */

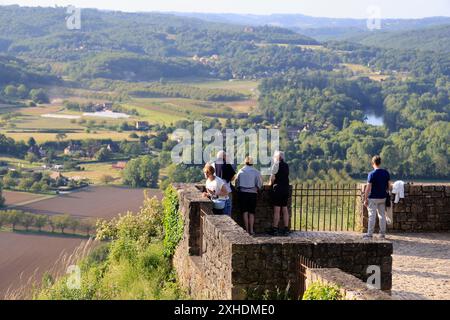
xmin=361 ymin=184 xmax=450 ymax=233
xmin=305 ymin=268 xmax=392 ymax=300
xmin=173 ymin=183 xmax=392 ymax=300
xmin=230 ymin=232 xmax=393 ymax=298
xmin=231 ymin=185 xmax=292 ymax=234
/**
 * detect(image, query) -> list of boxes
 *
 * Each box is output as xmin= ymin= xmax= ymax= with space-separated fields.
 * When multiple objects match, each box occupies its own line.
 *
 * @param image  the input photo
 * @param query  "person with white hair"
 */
xmin=235 ymin=156 xmax=263 ymax=235
xmin=211 ymin=150 xmax=236 ymax=216
xmin=268 ymin=151 xmax=290 ymax=236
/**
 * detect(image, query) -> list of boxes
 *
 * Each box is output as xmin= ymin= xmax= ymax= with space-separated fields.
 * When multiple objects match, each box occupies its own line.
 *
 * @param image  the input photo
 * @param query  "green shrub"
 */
xmin=162 ymin=185 xmax=183 ymax=257
xmin=302 ymin=282 xmax=344 ymax=300
xmin=35 ymin=195 xmax=185 ymax=300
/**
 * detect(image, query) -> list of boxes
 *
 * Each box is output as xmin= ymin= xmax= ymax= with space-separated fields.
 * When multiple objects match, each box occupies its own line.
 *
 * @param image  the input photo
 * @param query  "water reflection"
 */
xmin=365 ymin=113 xmax=384 ymax=126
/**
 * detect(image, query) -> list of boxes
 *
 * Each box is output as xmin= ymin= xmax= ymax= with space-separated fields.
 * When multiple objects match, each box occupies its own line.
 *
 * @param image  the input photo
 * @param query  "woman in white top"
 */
xmin=202 ymin=163 xmax=229 ymax=214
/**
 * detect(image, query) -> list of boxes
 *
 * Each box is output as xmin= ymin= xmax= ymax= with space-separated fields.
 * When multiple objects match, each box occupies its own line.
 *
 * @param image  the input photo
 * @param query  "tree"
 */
xmin=0 ymin=181 xmax=5 ymax=207
xmin=34 ymin=215 xmax=48 ymax=232
xmin=21 ymin=213 xmax=35 ymax=231
xmin=69 ymin=218 xmax=80 ymax=234
xmin=95 ymin=147 xmax=111 ymax=161
xmin=29 ymin=89 xmax=49 ymax=104
xmin=55 ymin=133 xmax=67 ymax=142
xmin=7 ymin=210 xmax=24 ymax=230
xmin=17 ymin=84 xmax=29 ymax=99
xmin=51 ymin=214 xmax=71 ymax=233
xmin=122 ymin=155 xmax=160 ymax=188
xmin=27 ymin=137 xmax=36 ymax=147
xmin=79 ymin=218 xmax=96 ymax=236
xmin=18 ymin=178 xmax=34 ymax=191
xmin=25 ymin=151 xmax=39 ymax=163
xmin=0 ymin=211 xmax=8 ymax=228
xmin=30 ymin=181 xmax=42 ymax=193
xmin=4 ymin=85 xmax=17 ymax=98
xmin=2 ymin=175 xmax=17 ymax=189
xmin=99 ymin=174 xmax=115 ymax=185
xmin=48 ymin=217 xmax=56 ymax=233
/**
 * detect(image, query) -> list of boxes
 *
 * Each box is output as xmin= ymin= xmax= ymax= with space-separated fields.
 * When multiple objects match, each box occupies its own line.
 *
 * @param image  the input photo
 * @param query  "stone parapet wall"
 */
xmin=361 ymin=184 xmax=450 ymax=233
xmin=173 ymin=183 xmax=393 ymax=300
xmin=231 ymin=233 xmax=393 ymax=298
xmin=305 ymin=268 xmax=392 ymax=300
xmin=231 ymin=185 xmax=292 ymax=234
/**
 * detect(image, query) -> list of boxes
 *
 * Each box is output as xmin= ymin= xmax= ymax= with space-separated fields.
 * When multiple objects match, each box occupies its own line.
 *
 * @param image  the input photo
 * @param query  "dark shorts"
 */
xmin=238 ymin=192 xmax=257 ymax=214
xmin=272 ymin=185 xmax=289 ymax=207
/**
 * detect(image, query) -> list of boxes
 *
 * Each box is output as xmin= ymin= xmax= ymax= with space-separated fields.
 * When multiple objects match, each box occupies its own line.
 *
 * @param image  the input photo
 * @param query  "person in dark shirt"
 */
xmin=268 ymin=151 xmax=290 ymax=236
xmin=212 ymin=151 xmax=236 ymax=216
xmin=363 ymin=155 xmax=391 ymax=240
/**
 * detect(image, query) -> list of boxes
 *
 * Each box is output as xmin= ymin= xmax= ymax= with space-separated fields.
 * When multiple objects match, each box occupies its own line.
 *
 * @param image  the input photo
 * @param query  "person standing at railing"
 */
xmin=235 ymin=156 xmax=263 ymax=235
xmin=202 ymin=163 xmax=229 ymax=215
xmin=268 ymin=151 xmax=290 ymax=236
xmin=211 ymin=151 xmax=236 ymax=216
xmin=363 ymin=155 xmax=391 ymax=240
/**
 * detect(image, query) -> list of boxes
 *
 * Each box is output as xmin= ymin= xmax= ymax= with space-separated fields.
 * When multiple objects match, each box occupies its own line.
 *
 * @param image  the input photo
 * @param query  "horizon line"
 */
xmin=1 ymin=4 xmax=450 ymax=20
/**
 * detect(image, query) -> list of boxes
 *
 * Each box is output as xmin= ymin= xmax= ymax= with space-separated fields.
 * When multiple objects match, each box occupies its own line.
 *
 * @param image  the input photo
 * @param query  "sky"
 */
xmin=0 ymin=0 xmax=449 ymax=19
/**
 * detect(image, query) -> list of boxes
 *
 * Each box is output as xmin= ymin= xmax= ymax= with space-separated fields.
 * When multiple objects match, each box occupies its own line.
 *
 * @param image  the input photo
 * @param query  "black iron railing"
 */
xmin=297 ymin=256 xmax=322 ymax=298
xmin=292 ymin=184 xmax=362 ymax=232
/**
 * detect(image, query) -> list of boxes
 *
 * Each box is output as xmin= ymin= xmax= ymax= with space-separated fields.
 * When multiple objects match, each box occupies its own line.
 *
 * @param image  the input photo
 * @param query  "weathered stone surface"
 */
xmin=306 ymin=268 xmax=392 ymax=300
xmin=173 ymin=183 xmax=393 ymax=300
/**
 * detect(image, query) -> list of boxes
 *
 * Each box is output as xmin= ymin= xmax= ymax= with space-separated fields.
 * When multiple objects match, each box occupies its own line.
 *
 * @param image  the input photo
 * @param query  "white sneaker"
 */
xmin=362 ymin=234 xmax=373 ymax=240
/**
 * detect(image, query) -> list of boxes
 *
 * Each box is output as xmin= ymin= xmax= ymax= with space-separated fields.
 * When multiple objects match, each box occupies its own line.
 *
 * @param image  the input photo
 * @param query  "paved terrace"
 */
xmin=262 ymin=231 xmax=450 ymax=300
xmin=389 ymin=233 xmax=450 ymax=300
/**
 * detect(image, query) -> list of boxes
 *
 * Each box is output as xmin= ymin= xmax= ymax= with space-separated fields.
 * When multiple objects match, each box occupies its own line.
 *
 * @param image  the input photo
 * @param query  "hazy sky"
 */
xmin=0 ymin=0 xmax=449 ymax=18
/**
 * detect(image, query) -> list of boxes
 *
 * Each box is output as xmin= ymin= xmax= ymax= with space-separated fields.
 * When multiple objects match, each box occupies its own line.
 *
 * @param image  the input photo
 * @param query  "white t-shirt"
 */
xmin=205 ymin=176 xmax=229 ymax=200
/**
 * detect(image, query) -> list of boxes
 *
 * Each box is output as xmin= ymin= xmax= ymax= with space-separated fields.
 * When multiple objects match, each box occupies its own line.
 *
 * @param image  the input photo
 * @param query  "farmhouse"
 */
xmin=49 ymin=171 xmax=64 ymax=181
xmin=28 ymin=145 xmax=46 ymax=157
xmin=64 ymin=144 xmax=82 ymax=156
xmin=136 ymin=121 xmax=150 ymax=131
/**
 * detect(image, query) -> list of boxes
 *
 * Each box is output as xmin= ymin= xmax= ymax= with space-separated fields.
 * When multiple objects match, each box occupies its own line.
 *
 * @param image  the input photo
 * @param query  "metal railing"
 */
xmin=297 ymin=256 xmax=322 ymax=298
xmin=292 ymin=184 xmax=362 ymax=232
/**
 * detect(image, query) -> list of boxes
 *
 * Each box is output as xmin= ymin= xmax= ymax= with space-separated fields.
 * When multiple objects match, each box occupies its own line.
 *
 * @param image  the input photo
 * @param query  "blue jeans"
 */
xmin=223 ymin=198 xmax=232 ymax=216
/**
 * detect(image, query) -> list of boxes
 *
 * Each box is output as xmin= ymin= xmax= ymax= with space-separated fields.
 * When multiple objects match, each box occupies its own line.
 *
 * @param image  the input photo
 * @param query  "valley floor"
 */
xmin=0 ymin=186 xmax=163 ymax=298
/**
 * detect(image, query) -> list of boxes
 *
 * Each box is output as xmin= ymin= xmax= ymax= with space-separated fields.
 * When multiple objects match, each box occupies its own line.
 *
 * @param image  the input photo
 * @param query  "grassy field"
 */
xmin=0 ymin=156 xmax=42 ymax=169
xmin=188 ymin=79 xmax=258 ymax=95
xmin=2 ymin=79 xmax=259 ymax=140
xmin=341 ymin=63 xmax=391 ymax=82
xmin=1 ymin=131 xmax=137 ymax=143
xmin=121 ymin=79 xmax=258 ymax=124
xmin=64 ymin=162 xmax=124 ymax=185
xmin=0 ymin=102 xmax=139 ymax=142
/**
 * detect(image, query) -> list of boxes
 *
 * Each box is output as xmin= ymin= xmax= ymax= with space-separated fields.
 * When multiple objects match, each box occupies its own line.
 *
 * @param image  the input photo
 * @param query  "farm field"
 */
xmin=64 ymin=162 xmax=124 ymax=185
xmin=0 ymin=155 xmax=42 ymax=169
xmin=1 ymin=79 xmax=258 ymax=140
xmin=0 ymin=231 xmax=92 ymax=298
xmin=1 ymin=130 xmax=136 ymax=143
xmin=340 ymin=63 xmax=392 ymax=82
xmin=0 ymin=186 xmax=162 ymax=298
xmin=186 ymin=79 xmax=258 ymax=94
xmin=2 ymin=190 xmax=55 ymax=207
xmin=10 ymin=186 xmax=162 ymax=219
